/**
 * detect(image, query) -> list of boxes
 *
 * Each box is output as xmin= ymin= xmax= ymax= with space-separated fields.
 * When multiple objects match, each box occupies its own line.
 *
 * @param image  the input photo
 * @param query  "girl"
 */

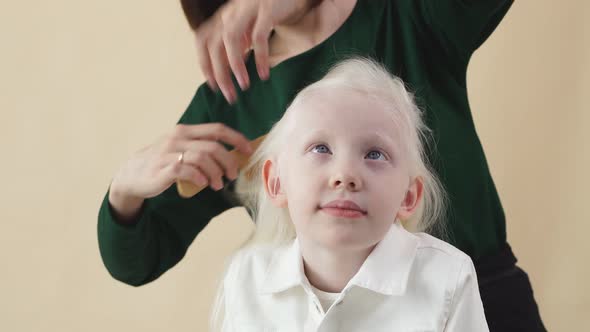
xmin=212 ymin=58 xmax=488 ymax=331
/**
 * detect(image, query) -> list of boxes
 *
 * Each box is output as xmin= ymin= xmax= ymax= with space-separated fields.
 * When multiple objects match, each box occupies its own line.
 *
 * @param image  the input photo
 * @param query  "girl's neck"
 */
xmin=300 ymin=240 xmax=376 ymax=293
xmin=268 ymin=0 xmax=356 ymax=67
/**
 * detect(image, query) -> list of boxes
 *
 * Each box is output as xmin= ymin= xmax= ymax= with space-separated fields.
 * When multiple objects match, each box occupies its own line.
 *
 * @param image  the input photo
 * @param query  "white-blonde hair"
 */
xmin=210 ymin=57 xmax=447 ymax=330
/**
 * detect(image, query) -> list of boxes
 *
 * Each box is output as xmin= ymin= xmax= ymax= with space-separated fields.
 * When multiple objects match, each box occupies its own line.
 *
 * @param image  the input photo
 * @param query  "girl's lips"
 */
xmin=320 ymin=200 xmax=367 ymax=213
xmin=320 ymin=207 xmax=366 ymax=218
xmin=319 ymin=200 xmax=367 ymax=219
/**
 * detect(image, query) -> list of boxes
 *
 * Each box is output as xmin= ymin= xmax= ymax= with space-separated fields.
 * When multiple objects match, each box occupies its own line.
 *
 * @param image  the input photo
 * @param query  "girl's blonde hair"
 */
xmin=210 ymin=57 xmax=447 ymax=330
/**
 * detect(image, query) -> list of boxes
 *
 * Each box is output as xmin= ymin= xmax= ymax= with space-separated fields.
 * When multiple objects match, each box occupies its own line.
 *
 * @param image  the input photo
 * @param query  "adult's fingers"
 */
xmin=173 ymin=139 xmax=240 ymax=182
xmin=194 ymin=18 xmax=218 ymax=92
xmin=252 ymin=5 xmax=273 ymax=80
xmin=163 ymin=158 xmax=208 ymax=189
xmin=222 ymin=10 xmax=252 ymax=91
xmin=176 ymin=123 xmax=253 ymax=155
xmin=182 ymin=149 xmax=225 ymax=190
xmin=210 ymin=35 xmax=236 ymax=104
xmin=193 ymin=141 xmax=240 ymax=181
xmin=194 ymin=34 xmax=217 ymax=91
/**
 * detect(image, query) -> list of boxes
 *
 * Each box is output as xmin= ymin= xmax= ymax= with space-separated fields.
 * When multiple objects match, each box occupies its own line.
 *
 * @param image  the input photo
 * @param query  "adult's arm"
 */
xmin=97 ymin=88 xmax=239 ymax=286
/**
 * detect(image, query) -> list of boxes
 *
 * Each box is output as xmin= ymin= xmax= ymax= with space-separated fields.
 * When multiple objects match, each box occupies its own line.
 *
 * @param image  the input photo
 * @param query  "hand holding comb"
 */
xmin=176 ymin=135 xmax=266 ymax=198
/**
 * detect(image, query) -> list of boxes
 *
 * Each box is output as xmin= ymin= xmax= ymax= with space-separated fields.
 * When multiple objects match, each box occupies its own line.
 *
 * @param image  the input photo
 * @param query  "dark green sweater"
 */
xmin=98 ymin=0 xmax=514 ymax=286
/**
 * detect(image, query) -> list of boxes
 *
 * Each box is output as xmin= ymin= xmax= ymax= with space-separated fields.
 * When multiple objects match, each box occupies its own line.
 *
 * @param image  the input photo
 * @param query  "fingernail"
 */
xmin=236 ymin=76 xmax=245 ymax=90
xmin=242 ymin=75 xmax=250 ymax=89
xmin=237 ymin=75 xmax=249 ymax=90
xmin=223 ymin=91 xmax=234 ymax=104
xmin=207 ymin=80 xmax=217 ymax=92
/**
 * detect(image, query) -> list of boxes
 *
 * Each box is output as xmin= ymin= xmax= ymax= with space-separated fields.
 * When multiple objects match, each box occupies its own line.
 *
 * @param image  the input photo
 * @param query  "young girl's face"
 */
xmin=269 ymin=89 xmax=421 ymax=252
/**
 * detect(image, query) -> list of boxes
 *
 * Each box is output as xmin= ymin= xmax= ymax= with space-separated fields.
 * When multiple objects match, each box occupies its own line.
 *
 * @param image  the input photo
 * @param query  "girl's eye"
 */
xmin=366 ymin=150 xmax=386 ymax=160
xmin=311 ymin=144 xmax=331 ymax=154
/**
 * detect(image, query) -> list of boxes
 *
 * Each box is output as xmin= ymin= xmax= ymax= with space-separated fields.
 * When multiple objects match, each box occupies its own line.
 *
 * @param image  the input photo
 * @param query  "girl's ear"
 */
xmin=396 ymin=176 xmax=424 ymax=220
xmin=262 ymin=159 xmax=287 ymax=208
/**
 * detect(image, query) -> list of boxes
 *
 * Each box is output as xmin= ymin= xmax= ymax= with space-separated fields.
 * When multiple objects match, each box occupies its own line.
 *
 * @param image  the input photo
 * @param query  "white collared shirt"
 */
xmin=220 ymin=222 xmax=489 ymax=332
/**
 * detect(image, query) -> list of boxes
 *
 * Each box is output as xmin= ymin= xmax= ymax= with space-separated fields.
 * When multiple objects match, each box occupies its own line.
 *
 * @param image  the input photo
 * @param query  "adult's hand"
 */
xmin=108 ymin=123 xmax=252 ymax=221
xmin=193 ymin=0 xmax=316 ymax=103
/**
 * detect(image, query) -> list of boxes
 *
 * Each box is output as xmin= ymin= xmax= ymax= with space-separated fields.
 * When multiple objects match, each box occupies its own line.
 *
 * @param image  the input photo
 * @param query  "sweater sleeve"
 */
xmin=97 ymin=86 xmax=238 ymax=286
xmin=419 ymin=0 xmax=514 ymax=59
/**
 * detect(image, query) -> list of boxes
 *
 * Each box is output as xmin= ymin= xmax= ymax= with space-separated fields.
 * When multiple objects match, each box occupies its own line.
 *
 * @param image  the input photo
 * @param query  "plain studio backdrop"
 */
xmin=0 ymin=1 xmax=588 ymax=331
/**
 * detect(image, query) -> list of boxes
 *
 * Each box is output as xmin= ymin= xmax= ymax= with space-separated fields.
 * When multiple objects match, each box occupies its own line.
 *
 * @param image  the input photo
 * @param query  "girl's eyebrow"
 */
xmin=300 ymin=129 xmax=330 ymax=142
xmin=366 ymin=132 xmax=397 ymax=148
xmin=301 ymin=130 xmax=398 ymax=150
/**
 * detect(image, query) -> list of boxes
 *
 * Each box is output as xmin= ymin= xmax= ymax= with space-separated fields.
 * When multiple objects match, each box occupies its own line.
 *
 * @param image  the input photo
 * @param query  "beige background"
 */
xmin=1 ymin=0 xmax=588 ymax=331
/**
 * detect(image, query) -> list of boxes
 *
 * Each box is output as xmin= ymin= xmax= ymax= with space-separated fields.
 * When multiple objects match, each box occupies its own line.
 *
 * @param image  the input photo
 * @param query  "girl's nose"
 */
xmin=329 ymin=172 xmax=363 ymax=191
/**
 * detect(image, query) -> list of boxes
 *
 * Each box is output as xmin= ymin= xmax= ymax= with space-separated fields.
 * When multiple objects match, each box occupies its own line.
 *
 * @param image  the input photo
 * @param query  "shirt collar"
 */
xmin=260 ymin=239 xmax=307 ymax=295
xmin=346 ymin=222 xmax=419 ymax=296
xmin=259 ymin=222 xmax=419 ymax=296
